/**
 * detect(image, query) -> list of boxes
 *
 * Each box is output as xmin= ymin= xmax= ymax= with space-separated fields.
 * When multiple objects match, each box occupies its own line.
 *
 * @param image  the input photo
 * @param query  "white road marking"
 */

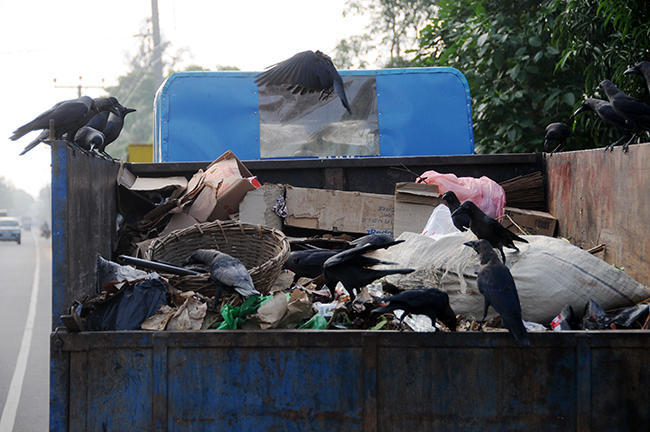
xmin=0 ymin=231 xmax=41 ymax=432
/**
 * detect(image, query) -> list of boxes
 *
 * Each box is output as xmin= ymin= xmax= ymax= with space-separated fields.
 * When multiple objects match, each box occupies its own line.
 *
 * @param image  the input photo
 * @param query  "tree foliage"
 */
xmin=105 ymin=23 xmax=235 ymax=159
xmin=341 ymin=0 xmax=436 ymax=67
xmin=414 ymin=0 xmax=650 ymax=153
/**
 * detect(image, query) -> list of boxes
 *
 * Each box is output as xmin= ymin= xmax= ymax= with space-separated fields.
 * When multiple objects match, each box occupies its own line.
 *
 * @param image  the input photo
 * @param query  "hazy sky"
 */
xmin=0 ymin=0 xmax=369 ymax=196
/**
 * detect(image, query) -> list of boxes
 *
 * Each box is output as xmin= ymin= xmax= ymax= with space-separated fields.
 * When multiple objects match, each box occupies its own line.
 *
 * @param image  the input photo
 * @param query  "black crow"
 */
xmin=371 ymin=287 xmax=457 ymax=331
xmin=464 ymin=239 xmax=530 ymax=346
xmin=452 ymin=201 xmax=527 ymax=263
xmin=323 ymin=243 xmax=414 ymax=300
xmin=255 ymin=50 xmax=351 ymax=114
xmin=349 ymin=233 xmax=404 ymax=249
xmin=184 ymin=249 xmax=260 ymax=300
xmin=96 ymin=106 xmax=136 ymax=153
xmin=543 ymin=122 xmax=571 ymax=153
xmin=73 ymin=126 xmax=105 ymax=151
xmin=573 ymin=98 xmax=635 ymax=151
xmin=440 ymin=191 xmax=470 ymax=232
xmin=599 ymin=79 xmax=650 ymax=152
xmin=283 ymin=248 xmax=339 ymax=280
xmin=12 ymin=96 xmax=121 ymax=152
xmin=624 ymin=61 xmax=650 ymax=94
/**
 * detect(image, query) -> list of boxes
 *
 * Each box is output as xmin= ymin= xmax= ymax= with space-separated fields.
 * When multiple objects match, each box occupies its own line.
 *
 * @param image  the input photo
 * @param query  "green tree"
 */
xmin=334 ymin=35 xmax=372 ymax=69
xmin=104 ymin=24 xmax=234 ymax=159
xmin=0 ymin=177 xmax=35 ymax=217
xmin=340 ymin=0 xmax=436 ymax=67
xmin=414 ymin=0 xmax=650 ymax=153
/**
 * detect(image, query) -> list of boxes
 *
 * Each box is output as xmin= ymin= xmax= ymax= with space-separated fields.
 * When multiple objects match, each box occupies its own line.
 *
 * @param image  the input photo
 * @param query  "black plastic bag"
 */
xmin=582 ymin=299 xmax=609 ymax=330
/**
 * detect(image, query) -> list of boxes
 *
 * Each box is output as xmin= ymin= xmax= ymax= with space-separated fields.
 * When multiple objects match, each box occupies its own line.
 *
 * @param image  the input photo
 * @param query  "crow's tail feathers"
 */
xmin=10 ymin=123 xmax=33 ymax=141
xmin=505 ymin=317 xmax=531 ymax=347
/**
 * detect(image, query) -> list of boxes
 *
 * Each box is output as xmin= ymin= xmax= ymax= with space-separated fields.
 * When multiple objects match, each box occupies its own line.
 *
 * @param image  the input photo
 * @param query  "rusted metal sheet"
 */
xmin=546 ymin=143 xmax=650 ymax=286
xmin=51 ymin=331 xmax=649 ymax=432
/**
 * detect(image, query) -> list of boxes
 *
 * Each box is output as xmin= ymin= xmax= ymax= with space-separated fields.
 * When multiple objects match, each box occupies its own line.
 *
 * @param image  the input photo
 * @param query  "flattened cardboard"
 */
xmin=285 ymin=186 xmax=393 ymax=235
xmin=239 ymin=184 xmax=285 ymax=230
xmin=187 ymin=151 xmax=257 ymax=222
xmin=393 ymin=182 xmax=442 ymax=236
xmin=118 ymin=165 xmax=187 ymax=191
xmin=502 ymin=207 xmax=557 ymax=236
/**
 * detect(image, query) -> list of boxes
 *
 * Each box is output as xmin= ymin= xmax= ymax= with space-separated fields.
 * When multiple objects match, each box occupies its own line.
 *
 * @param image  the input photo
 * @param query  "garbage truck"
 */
xmin=50 ymin=68 xmax=649 ymax=431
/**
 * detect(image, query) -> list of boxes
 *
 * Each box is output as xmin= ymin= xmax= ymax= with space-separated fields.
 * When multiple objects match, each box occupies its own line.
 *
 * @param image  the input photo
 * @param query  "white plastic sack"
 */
xmin=417 ymin=169 xmax=506 ymax=218
xmin=421 ymin=204 xmax=461 ymax=239
xmin=371 ymin=232 xmax=650 ymax=324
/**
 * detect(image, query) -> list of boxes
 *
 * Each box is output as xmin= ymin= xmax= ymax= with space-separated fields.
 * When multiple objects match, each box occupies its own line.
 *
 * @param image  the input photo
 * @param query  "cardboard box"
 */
xmin=239 ymin=184 xmax=285 ymax=231
xmin=393 ymin=182 xmax=441 ymax=237
xmin=187 ymin=150 xmax=259 ymax=222
xmin=285 ymin=186 xmax=394 ymax=235
xmin=502 ymin=207 xmax=557 ymax=236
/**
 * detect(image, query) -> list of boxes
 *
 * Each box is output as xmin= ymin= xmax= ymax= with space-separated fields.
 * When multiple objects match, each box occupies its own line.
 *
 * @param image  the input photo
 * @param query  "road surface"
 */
xmin=0 ymin=230 xmax=50 ymax=431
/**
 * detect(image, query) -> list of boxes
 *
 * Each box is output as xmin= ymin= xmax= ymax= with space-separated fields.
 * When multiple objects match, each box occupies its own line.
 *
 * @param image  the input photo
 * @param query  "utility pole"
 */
xmin=151 ymin=0 xmax=163 ymax=88
xmin=53 ymin=76 xmax=106 ymax=97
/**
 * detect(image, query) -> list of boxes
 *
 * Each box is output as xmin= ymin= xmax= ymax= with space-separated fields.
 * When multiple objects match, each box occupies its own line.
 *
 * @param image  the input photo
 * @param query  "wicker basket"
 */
xmin=146 ymin=220 xmax=290 ymax=296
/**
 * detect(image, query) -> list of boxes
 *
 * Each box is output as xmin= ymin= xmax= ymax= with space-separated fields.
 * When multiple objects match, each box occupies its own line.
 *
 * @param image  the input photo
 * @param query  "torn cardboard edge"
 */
xmin=502 ymin=207 xmax=558 ymax=236
xmin=284 ymin=186 xmax=394 ymax=235
xmin=118 ymin=164 xmax=188 ymax=191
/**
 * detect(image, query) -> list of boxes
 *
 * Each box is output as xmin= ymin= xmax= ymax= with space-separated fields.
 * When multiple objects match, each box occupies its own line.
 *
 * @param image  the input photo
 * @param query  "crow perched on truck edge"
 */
xmin=452 ymin=201 xmax=527 ymax=264
xmin=573 ymin=98 xmax=635 ymax=152
xmin=255 ymin=50 xmax=352 ymax=114
xmin=14 ymin=96 xmax=123 ymax=155
xmin=372 ymin=287 xmax=457 ymax=331
xmin=464 ymin=239 xmax=530 ymax=346
xmin=543 ymin=122 xmax=571 ymax=154
xmin=184 ymin=249 xmax=260 ymax=301
xmin=624 ymin=61 xmax=650 ymax=95
xmin=598 ymin=79 xmax=650 ymax=152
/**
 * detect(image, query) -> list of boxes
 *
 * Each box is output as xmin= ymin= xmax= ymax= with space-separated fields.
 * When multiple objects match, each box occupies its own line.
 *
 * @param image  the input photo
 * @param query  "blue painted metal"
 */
xmin=154 ymin=68 xmax=474 ymax=162
xmin=50 ymin=142 xmax=68 ymax=432
xmin=51 ymin=331 xmax=649 ymax=431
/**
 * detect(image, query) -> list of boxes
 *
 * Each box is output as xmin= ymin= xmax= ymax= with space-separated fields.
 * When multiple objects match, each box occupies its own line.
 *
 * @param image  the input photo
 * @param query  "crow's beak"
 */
xmin=543 ymin=138 xmax=550 ymax=152
xmin=451 ymin=208 xmax=463 ymax=218
xmin=573 ymin=106 xmax=586 ymax=117
xmin=123 ymin=108 xmax=136 ymax=115
xmin=463 ymin=241 xmax=478 ymax=249
xmin=623 ymin=66 xmax=637 ymax=75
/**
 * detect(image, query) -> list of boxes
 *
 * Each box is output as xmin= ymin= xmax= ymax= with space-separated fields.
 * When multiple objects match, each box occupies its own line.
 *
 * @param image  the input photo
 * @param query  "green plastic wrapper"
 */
xmin=216 ymin=295 xmax=273 ymax=330
xmin=298 ymin=314 xmax=328 ymax=330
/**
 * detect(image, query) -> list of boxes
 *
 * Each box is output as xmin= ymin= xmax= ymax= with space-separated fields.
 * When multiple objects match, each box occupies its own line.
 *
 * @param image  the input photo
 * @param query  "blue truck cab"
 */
xmin=154 ymin=67 xmax=474 ymax=162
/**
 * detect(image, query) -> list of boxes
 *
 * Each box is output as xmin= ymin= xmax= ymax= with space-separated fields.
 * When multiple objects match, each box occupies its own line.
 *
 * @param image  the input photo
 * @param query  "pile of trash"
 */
xmin=75 ymin=150 xmax=648 ymax=335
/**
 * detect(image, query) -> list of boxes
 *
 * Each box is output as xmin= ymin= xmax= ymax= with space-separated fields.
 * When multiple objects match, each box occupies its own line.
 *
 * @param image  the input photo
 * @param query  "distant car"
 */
xmin=21 ymin=216 xmax=32 ymax=231
xmin=0 ymin=217 xmax=21 ymax=244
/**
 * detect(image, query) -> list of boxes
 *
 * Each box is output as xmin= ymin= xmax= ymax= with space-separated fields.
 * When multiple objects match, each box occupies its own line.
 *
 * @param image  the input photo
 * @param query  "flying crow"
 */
xmin=255 ymin=50 xmax=351 ymax=114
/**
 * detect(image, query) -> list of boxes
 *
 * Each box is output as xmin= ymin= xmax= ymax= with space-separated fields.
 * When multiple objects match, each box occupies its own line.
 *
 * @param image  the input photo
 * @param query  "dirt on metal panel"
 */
xmin=546 ymin=143 xmax=649 ymax=286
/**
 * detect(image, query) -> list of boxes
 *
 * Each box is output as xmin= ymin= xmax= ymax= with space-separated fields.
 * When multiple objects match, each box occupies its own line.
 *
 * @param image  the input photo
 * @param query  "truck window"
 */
xmin=258 ymin=76 xmax=379 ymax=158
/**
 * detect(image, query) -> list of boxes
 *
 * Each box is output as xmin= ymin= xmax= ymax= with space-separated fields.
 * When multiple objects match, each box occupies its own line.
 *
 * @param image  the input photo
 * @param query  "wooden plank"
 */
xmin=546 ymin=143 xmax=650 ymax=286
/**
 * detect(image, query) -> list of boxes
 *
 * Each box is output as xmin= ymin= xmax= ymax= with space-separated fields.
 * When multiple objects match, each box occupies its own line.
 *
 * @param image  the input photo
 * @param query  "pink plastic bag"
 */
xmin=417 ymin=170 xmax=506 ymax=218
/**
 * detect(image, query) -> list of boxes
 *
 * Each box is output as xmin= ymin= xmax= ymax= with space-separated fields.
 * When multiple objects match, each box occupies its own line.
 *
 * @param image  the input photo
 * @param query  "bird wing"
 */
xmin=597 ymin=103 xmax=631 ymax=130
xmin=613 ymin=95 xmax=650 ymax=117
xmin=255 ymin=50 xmax=331 ymax=91
xmin=477 ymin=265 xmax=522 ymax=318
